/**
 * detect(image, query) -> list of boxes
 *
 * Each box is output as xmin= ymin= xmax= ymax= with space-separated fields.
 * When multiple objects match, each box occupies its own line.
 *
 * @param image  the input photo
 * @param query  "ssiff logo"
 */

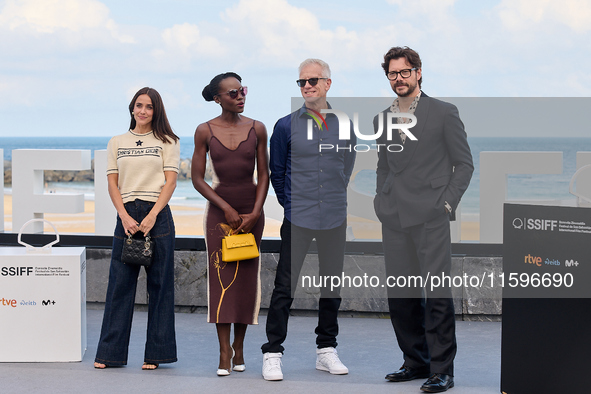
xmin=513 ymin=218 xmax=557 ymax=231
xmin=1 ymin=266 xmax=33 ymax=276
xmin=306 ymin=109 xmax=417 ymax=152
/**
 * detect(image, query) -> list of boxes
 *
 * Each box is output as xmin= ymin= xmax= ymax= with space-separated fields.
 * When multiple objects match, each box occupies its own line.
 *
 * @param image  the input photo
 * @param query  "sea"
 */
xmin=2 ymin=136 xmax=590 ymax=217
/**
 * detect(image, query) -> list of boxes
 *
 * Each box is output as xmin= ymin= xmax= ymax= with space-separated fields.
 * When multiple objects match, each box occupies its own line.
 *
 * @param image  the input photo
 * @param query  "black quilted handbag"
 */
xmin=121 ymin=232 xmax=154 ymax=267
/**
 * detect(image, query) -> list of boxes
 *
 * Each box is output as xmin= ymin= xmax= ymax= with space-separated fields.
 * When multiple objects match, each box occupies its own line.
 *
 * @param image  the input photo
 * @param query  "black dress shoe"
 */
xmin=385 ymin=365 xmax=431 ymax=382
xmin=420 ymin=373 xmax=454 ymax=392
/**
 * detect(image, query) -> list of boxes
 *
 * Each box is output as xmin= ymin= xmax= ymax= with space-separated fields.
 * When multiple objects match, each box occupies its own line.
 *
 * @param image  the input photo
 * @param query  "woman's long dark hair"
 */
xmin=128 ymin=87 xmax=179 ymax=144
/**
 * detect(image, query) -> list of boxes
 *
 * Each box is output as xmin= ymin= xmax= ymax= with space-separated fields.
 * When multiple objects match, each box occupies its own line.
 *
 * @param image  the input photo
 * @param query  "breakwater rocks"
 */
xmin=4 ymin=160 xmax=11 ymax=185
xmin=3 ymin=158 xmax=202 ymax=185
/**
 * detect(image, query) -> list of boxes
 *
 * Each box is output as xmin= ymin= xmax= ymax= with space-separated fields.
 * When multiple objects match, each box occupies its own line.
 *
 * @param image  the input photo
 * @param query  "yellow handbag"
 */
xmin=221 ymin=233 xmax=259 ymax=262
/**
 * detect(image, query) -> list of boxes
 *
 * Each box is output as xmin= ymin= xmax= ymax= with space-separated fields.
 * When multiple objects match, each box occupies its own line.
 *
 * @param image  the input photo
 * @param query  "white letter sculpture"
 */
xmin=12 ymin=149 xmax=91 ymax=234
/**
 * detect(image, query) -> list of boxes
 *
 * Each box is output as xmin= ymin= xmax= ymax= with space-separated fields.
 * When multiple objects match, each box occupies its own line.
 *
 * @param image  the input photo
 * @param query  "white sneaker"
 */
xmin=316 ymin=347 xmax=349 ymax=375
xmin=262 ymin=352 xmax=283 ymax=381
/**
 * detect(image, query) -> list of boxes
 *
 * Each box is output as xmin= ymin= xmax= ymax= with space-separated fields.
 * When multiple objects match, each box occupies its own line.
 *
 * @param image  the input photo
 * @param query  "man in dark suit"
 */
xmin=373 ymin=46 xmax=473 ymax=393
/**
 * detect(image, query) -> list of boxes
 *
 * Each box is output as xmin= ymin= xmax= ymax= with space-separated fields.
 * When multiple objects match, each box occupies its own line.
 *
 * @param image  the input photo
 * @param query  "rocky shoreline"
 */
xmin=3 ymin=158 xmax=205 ymax=185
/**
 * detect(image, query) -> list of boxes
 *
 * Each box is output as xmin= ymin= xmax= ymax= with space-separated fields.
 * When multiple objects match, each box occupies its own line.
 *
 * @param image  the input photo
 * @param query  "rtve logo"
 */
xmin=524 ymin=254 xmax=542 ymax=267
xmin=1 ymin=298 xmax=17 ymax=307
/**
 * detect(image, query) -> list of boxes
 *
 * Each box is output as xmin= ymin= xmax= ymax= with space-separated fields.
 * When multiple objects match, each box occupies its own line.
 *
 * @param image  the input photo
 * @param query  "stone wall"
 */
xmin=86 ymin=249 xmax=502 ymax=321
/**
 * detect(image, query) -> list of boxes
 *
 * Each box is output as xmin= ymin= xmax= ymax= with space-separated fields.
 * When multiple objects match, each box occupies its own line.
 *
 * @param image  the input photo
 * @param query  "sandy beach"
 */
xmin=3 ymin=194 xmax=479 ymax=240
xmin=2 ymin=194 xmax=284 ymax=237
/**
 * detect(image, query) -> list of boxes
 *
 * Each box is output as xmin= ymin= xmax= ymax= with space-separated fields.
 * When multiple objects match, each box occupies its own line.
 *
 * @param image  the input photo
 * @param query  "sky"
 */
xmin=0 ymin=0 xmax=590 ymax=138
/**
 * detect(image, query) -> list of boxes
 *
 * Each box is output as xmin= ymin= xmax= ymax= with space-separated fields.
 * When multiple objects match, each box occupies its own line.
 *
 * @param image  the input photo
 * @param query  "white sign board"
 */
xmin=0 ymin=247 xmax=86 ymax=362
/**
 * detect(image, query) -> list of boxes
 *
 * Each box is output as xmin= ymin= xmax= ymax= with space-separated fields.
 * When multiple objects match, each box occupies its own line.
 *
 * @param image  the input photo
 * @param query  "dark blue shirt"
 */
xmin=269 ymin=104 xmax=356 ymax=230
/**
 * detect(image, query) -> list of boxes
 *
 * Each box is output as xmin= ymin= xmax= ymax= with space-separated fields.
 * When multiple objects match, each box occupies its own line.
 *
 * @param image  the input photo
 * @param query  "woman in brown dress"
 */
xmin=191 ymin=72 xmax=269 ymax=376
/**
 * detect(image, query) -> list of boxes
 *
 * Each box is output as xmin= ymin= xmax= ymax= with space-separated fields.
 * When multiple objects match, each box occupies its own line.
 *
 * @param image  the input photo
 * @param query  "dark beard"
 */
xmin=395 ymin=83 xmax=415 ymax=97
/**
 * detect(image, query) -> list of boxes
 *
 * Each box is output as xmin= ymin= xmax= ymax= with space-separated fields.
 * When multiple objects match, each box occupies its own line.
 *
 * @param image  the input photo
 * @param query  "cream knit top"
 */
xmin=106 ymin=130 xmax=180 ymax=203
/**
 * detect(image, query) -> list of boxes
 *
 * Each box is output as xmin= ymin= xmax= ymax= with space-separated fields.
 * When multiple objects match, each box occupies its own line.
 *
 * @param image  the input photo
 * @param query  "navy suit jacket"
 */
xmin=373 ymin=92 xmax=474 ymax=229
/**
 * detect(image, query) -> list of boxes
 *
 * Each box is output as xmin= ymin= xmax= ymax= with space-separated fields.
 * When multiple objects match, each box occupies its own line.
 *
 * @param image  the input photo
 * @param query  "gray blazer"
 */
xmin=373 ymin=93 xmax=474 ymax=229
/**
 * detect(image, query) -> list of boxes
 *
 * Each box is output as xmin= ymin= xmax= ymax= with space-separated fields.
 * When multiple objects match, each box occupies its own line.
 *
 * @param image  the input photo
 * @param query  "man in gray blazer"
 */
xmin=373 ymin=46 xmax=473 ymax=393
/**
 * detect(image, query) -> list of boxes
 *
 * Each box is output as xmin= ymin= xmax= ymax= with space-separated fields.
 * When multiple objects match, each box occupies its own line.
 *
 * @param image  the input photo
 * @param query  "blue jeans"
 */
xmin=95 ymin=200 xmax=177 ymax=366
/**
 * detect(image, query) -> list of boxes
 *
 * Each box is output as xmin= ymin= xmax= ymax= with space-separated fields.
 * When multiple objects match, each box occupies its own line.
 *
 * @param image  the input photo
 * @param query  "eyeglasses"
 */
xmin=387 ymin=68 xmax=418 ymax=81
xmin=219 ymin=86 xmax=247 ymax=99
xmin=296 ymin=78 xmax=328 ymax=87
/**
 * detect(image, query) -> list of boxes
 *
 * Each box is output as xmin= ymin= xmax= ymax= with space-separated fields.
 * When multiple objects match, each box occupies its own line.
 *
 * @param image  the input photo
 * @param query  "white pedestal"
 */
xmin=0 ymin=247 xmax=86 ymax=362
